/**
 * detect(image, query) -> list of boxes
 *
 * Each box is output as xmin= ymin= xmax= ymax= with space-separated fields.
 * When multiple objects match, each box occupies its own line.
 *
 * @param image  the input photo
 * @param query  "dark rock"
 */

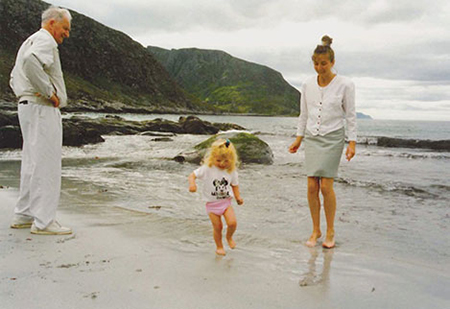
xmin=0 ymin=125 xmax=22 ymax=149
xmin=179 ymin=116 xmax=219 ymax=134
xmin=178 ymin=115 xmax=245 ymax=134
xmin=105 ymin=114 xmax=125 ymax=121
xmin=64 ymin=115 xmax=243 ymax=137
xmin=151 ymin=137 xmax=173 ymax=142
xmin=0 ymin=111 xmax=19 ymax=127
xmin=377 ymin=137 xmax=450 ymax=151
xmin=63 ymin=123 xmax=105 ymax=146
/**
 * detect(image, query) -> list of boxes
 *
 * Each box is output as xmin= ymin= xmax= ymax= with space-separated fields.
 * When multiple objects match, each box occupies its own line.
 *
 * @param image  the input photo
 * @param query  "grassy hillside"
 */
xmin=148 ymin=47 xmax=300 ymax=115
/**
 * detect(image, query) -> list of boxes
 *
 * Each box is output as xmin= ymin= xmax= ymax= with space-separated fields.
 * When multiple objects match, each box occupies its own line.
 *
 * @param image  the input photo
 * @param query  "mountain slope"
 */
xmin=147 ymin=46 xmax=300 ymax=115
xmin=0 ymin=0 xmax=196 ymax=112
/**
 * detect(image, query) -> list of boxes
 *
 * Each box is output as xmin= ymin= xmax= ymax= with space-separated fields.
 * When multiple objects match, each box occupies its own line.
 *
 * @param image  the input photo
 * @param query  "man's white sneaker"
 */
xmin=30 ymin=221 xmax=72 ymax=235
xmin=10 ymin=214 xmax=34 ymax=229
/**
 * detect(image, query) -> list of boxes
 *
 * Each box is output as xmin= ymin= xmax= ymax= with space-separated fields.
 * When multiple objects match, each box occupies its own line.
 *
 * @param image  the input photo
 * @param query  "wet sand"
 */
xmin=1 ymin=172 xmax=449 ymax=308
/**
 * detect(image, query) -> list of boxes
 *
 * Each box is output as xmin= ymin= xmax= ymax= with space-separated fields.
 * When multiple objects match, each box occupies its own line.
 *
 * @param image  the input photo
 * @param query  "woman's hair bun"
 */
xmin=321 ymin=35 xmax=333 ymax=47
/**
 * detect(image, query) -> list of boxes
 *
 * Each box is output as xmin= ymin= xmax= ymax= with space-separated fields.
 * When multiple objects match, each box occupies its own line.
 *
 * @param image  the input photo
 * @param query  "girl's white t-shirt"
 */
xmin=194 ymin=165 xmax=239 ymax=202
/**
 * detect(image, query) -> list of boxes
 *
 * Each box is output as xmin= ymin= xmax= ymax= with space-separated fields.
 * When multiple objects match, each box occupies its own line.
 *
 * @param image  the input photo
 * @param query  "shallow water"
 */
xmin=0 ymin=115 xmax=449 ymax=277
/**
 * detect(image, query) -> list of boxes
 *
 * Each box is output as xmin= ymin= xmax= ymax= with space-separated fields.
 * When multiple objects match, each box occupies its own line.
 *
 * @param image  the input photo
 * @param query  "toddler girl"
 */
xmin=188 ymin=139 xmax=244 ymax=255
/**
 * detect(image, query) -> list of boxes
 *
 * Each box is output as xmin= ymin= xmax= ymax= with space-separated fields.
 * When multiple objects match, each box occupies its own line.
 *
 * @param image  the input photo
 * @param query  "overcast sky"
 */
xmin=50 ymin=0 xmax=450 ymax=121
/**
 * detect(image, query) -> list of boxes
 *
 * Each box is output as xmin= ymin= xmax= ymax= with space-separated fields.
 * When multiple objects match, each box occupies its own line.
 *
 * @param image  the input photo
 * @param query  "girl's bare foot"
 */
xmin=216 ymin=248 xmax=226 ymax=256
xmin=306 ymin=231 xmax=322 ymax=247
xmin=322 ymin=230 xmax=335 ymax=249
xmin=227 ymin=237 xmax=236 ymax=249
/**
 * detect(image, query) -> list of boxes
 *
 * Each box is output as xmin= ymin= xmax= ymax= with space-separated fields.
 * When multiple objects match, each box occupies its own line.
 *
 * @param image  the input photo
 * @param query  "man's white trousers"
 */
xmin=15 ymin=103 xmax=62 ymax=229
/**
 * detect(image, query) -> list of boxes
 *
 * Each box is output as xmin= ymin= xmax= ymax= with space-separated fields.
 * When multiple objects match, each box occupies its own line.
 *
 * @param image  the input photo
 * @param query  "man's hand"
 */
xmin=49 ymin=93 xmax=60 ymax=108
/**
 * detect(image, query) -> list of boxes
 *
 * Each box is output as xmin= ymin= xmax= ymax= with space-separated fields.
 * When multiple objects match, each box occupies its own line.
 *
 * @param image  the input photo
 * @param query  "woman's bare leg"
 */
xmin=306 ymin=177 xmax=322 ymax=247
xmin=320 ymin=177 xmax=336 ymax=248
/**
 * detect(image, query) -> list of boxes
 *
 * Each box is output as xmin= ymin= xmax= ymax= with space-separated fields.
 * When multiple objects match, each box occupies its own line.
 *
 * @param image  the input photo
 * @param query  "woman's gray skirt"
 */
xmin=304 ymin=127 xmax=345 ymax=178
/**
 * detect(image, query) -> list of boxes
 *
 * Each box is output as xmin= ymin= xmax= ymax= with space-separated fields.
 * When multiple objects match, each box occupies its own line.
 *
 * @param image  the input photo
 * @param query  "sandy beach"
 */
xmin=1 ymin=163 xmax=449 ymax=309
xmin=1 ymin=115 xmax=450 ymax=309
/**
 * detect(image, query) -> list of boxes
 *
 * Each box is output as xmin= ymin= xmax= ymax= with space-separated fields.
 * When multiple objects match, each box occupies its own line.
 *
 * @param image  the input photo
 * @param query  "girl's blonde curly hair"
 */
xmin=204 ymin=138 xmax=238 ymax=173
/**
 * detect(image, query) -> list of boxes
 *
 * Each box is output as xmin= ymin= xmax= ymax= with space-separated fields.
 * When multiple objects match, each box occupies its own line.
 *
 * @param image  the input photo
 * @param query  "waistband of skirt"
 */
xmin=305 ymin=126 xmax=345 ymax=138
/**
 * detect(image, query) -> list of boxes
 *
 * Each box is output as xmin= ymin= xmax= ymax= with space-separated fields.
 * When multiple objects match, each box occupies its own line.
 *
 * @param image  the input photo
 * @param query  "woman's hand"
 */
xmin=289 ymin=136 xmax=303 ymax=153
xmin=189 ymin=184 xmax=197 ymax=192
xmin=236 ymin=197 xmax=244 ymax=205
xmin=346 ymin=141 xmax=356 ymax=161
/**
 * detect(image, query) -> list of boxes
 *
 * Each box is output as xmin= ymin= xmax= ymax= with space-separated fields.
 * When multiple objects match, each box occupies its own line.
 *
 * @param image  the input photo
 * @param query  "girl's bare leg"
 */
xmin=209 ymin=213 xmax=226 ymax=255
xmin=306 ymin=177 xmax=322 ymax=247
xmin=223 ymin=206 xmax=237 ymax=249
xmin=320 ymin=177 xmax=336 ymax=248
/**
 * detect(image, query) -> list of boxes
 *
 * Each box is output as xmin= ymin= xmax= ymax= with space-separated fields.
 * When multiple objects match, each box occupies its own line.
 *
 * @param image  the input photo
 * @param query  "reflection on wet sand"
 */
xmin=299 ymin=247 xmax=334 ymax=287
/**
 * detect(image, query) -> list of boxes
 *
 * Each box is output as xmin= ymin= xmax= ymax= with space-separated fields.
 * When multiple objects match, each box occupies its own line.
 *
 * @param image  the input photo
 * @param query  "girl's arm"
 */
xmin=188 ymin=172 xmax=197 ymax=192
xmin=232 ymin=185 xmax=244 ymax=205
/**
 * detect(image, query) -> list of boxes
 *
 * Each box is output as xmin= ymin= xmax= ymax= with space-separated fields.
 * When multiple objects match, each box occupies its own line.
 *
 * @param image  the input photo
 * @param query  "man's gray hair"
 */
xmin=41 ymin=6 xmax=72 ymax=27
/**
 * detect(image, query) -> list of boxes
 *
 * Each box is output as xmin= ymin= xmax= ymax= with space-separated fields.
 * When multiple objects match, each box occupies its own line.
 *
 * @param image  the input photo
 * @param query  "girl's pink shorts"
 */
xmin=205 ymin=198 xmax=232 ymax=216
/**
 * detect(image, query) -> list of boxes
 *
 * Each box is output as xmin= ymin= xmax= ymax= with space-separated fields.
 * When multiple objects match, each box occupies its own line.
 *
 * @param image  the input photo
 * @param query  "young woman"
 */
xmin=289 ymin=35 xmax=356 ymax=249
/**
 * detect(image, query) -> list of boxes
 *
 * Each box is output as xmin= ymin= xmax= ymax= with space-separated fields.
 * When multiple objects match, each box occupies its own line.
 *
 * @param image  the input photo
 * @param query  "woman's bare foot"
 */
xmin=306 ymin=231 xmax=322 ymax=247
xmin=322 ymin=230 xmax=335 ymax=249
xmin=227 ymin=237 xmax=236 ymax=249
xmin=216 ymin=248 xmax=226 ymax=256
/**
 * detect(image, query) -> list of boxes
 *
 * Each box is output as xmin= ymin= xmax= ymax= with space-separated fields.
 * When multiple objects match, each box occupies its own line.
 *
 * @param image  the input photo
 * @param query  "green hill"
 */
xmin=147 ymin=47 xmax=300 ymax=115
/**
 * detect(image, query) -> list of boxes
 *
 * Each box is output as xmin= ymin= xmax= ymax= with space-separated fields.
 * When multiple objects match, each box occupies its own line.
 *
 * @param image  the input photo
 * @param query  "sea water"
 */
xmin=0 ymin=115 xmax=449 ymax=282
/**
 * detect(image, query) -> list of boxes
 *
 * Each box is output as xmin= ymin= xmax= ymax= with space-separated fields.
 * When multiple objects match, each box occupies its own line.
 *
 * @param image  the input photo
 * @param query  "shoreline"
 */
xmin=1 ymin=100 xmax=374 ymax=118
xmin=1 ymin=166 xmax=449 ymax=308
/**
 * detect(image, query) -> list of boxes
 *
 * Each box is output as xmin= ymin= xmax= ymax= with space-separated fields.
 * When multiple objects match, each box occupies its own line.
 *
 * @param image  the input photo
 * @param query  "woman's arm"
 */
xmin=343 ymin=80 xmax=357 ymax=142
xmin=343 ymin=80 xmax=357 ymax=161
xmin=296 ymin=83 xmax=308 ymax=137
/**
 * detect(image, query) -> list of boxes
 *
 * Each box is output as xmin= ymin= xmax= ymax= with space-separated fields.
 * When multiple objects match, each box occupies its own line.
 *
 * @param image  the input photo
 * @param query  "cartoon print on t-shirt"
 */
xmin=211 ymin=177 xmax=230 ymax=199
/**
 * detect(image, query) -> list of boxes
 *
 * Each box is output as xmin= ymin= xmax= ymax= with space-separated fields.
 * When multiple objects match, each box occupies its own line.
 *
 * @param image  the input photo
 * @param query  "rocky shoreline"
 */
xmin=0 ymin=100 xmax=293 ymax=117
xmin=0 ymin=107 xmax=245 ymax=149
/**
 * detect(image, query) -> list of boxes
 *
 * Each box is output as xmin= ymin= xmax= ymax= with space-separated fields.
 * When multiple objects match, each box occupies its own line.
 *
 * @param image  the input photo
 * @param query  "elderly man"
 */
xmin=9 ymin=6 xmax=72 ymax=235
